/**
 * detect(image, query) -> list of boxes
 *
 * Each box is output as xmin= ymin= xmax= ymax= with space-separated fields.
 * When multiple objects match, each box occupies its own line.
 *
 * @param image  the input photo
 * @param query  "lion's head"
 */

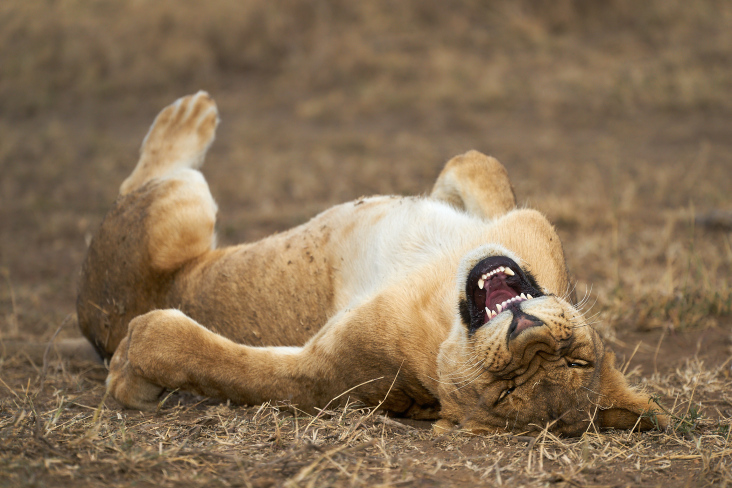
xmin=436 ymin=245 xmax=667 ymax=435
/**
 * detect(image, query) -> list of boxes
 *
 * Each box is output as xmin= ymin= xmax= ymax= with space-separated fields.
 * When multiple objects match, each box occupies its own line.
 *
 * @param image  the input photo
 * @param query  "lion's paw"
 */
xmin=141 ymin=91 xmax=219 ymax=168
xmin=106 ymin=335 xmax=165 ymax=411
xmin=120 ymin=91 xmax=220 ymax=195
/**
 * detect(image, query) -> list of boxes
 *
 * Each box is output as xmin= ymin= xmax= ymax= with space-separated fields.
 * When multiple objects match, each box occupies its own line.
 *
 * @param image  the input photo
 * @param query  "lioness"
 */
xmin=77 ymin=92 xmax=666 ymax=435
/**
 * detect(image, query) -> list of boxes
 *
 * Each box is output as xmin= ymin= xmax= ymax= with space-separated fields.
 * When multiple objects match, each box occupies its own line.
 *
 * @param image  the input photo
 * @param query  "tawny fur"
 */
xmin=77 ymin=92 xmax=667 ymax=435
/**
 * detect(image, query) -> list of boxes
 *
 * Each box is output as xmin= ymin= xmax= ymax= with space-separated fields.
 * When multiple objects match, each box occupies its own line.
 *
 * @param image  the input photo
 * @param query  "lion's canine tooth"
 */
xmin=504 ymin=268 xmax=515 ymax=276
xmin=527 ymin=294 xmax=533 ymax=300
xmin=478 ymin=279 xmax=484 ymax=289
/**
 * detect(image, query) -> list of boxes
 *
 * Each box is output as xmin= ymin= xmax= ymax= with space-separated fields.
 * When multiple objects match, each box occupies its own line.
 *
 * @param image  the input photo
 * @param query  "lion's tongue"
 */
xmin=485 ymin=274 xmax=519 ymax=313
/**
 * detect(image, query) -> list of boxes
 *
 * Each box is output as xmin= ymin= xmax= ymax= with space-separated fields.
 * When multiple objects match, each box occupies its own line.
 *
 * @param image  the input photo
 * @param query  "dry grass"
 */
xmin=1 ymin=348 xmax=731 ymax=487
xmin=2 ymin=0 xmax=732 ymax=486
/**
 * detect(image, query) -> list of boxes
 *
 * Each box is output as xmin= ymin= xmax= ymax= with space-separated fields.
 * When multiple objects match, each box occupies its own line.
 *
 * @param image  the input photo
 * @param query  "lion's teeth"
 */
xmin=478 ymin=279 xmax=484 ymax=289
xmin=496 ymin=303 xmax=503 ymax=312
xmin=483 ymin=266 xmax=517 ymax=282
xmin=520 ymin=293 xmax=527 ymax=299
xmin=527 ymin=294 xmax=533 ymax=300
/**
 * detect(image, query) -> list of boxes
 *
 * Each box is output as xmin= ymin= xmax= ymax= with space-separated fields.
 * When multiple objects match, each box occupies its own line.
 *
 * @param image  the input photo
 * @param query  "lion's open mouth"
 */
xmin=464 ymin=256 xmax=544 ymax=334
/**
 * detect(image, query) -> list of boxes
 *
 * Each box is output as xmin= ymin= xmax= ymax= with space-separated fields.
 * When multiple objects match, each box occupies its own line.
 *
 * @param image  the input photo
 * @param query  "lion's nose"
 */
xmin=508 ymin=311 xmax=543 ymax=339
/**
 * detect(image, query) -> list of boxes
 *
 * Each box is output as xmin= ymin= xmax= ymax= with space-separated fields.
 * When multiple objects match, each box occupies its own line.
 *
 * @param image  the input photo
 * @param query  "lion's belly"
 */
xmin=166 ymin=228 xmax=338 ymax=346
xmin=330 ymin=197 xmax=493 ymax=305
xmin=166 ymin=196 xmax=492 ymax=347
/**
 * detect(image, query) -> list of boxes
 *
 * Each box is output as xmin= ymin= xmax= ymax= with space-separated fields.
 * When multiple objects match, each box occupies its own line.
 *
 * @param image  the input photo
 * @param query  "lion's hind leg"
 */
xmin=78 ymin=169 xmax=218 ymax=359
xmin=145 ymin=169 xmax=218 ymax=271
xmin=78 ymin=93 xmax=220 ymax=359
xmin=431 ymin=150 xmax=516 ymax=220
xmin=120 ymin=91 xmax=219 ymax=196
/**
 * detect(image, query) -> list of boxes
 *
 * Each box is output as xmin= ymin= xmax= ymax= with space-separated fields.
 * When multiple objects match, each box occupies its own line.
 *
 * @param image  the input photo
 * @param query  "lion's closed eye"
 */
xmin=565 ymin=358 xmax=591 ymax=368
xmin=495 ymin=386 xmax=515 ymax=404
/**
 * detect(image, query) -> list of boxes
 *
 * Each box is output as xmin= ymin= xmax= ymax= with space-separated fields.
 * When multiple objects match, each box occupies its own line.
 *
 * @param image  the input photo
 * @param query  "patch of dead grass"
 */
xmin=1 ymin=347 xmax=731 ymax=486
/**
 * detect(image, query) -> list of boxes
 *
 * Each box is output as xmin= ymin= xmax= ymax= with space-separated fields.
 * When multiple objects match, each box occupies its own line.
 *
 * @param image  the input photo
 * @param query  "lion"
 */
xmin=76 ymin=91 xmax=667 ymax=435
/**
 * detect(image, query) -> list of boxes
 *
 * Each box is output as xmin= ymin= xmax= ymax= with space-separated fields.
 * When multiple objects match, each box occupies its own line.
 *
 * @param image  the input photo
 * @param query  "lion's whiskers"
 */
xmin=573 ymin=309 xmax=602 ymax=329
xmin=574 ymin=284 xmax=595 ymax=312
xmin=562 ymin=281 xmax=579 ymax=303
xmin=584 ymin=309 xmax=603 ymax=322
xmin=431 ymin=350 xmax=490 ymax=387
xmin=450 ymin=368 xmax=487 ymax=391
xmin=440 ymin=355 xmax=484 ymax=380
xmin=429 ymin=365 xmax=484 ymax=387
xmin=567 ymin=284 xmax=602 ymax=330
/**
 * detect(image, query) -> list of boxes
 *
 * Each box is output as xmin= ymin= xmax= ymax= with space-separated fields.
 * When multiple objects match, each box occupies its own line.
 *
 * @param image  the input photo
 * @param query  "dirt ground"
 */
xmin=1 ymin=1 xmax=732 ymax=486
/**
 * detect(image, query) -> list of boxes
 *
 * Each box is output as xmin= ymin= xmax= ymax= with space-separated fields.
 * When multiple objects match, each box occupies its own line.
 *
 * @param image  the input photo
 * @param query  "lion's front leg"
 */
xmin=106 ymin=309 xmax=350 ymax=411
xmin=106 ymin=306 xmax=434 ymax=415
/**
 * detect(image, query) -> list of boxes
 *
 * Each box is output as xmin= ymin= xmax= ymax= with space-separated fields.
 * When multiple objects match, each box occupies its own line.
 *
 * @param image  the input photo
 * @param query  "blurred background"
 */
xmin=1 ymin=0 xmax=731 ymax=341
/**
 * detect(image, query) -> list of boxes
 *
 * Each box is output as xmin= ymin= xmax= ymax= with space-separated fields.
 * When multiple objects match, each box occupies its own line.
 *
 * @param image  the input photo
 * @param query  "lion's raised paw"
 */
xmin=120 ymin=91 xmax=220 ymax=195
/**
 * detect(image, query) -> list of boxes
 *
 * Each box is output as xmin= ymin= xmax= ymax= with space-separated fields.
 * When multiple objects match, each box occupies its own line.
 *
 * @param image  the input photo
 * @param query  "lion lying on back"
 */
xmin=77 ymin=92 xmax=666 ymax=435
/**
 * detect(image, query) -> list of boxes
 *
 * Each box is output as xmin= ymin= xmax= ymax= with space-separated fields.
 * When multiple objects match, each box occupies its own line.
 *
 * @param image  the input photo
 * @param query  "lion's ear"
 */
xmin=596 ymin=351 xmax=669 ymax=431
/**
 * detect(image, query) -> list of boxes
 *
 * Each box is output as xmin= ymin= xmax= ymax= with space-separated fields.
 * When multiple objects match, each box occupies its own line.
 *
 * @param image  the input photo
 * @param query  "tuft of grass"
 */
xmin=674 ymin=404 xmax=704 ymax=435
